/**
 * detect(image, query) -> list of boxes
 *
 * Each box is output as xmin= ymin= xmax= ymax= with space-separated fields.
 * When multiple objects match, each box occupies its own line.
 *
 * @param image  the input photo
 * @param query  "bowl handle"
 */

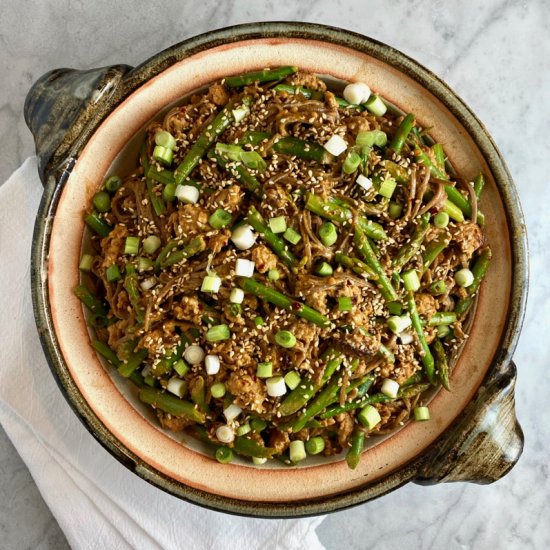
xmin=414 ymin=361 xmax=523 ymax=485
xmin=24 ymin=64 xmax=132 ymax=185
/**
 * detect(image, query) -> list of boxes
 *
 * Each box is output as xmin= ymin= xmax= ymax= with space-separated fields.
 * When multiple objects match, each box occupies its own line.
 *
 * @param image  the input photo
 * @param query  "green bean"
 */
xmin=392 ymin=213 xmax=430 ymax=271
xmin=155 ymin=236 xmax=206 ymax=269
xmin=422 ymin=237 xmax=450 ymax=273
xmin=346 ymin=429 xmax=365 ymax=469
xmin=407 ymin=290 xmax=435 ymax=383
xmin=246 ymin=206 xmax=298 ymax=267
xmin=454 ymin=246 xmax=492 ymax=317
xmin=84 ymin=212 xmax=112 ymax=237
xmin=273 ymin=136 xmax=334 ymax=164
xmin=233 ymin=436 xmax=276 ymax=458
xmin=91 ymin=340 xmax=121 ymax=368
xmin=124 ymin=266 xmax=144 ymax=324
xmin=208 ymin=149 xmax=263 ymax=197
xmin=174 ymin=97 xmax=249 ymax=184
xmin=305 ymin=193 xmax=387 ymax=241
xmin=138 ymin=387 xmax=206 ymax=423
xmin=237 ymin=277 xmax=330 ymax=328
xmin=74 ymin=285 xmax=108 ymax=317
xmin=225 ymin=66 xmax=298 ymax=87
xmin=389 ymin=113 xmax=415 ymax=155
xmin=353 ymin=225 xmax=398 ymax=302
xmin=433 ymin=339 xmax=450 ymax=391
xmin=118 ymin=348 xmax=148 ymax=378
xmin=334 ymin=253 xmax=377 ymax=279
xmin=473 ymin=173 xmax=486 ymax=200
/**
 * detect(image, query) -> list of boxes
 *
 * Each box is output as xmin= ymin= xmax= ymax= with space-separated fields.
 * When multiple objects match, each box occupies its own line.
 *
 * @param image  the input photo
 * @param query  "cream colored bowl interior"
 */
xmin=48 ymin=37 xmax=511 ymax=502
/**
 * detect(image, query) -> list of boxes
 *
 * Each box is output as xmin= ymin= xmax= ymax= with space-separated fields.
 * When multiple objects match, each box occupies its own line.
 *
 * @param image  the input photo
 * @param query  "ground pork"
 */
xmin=226 ymin=370 xmax=267 ymax=413
xmin=251 ymin=244 xmax=278 ymax=273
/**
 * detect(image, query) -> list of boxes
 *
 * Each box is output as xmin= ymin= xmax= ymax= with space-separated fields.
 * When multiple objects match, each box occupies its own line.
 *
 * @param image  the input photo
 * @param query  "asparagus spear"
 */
xmin=118 ymin=348 xmax=148 ymax=378
xmin=138 ymin=387 xmax=206 ymax=423
xmin=392 ymin=213 xmax=431 ymax=271
xmin=454 ymin=246 xmax=492 ymax=317
xmin=74 ymin=285 xmax=108 ymax=317
xmin=84 ymin=212 xmax=112 ymax=237
xmin=473 ymin=173 xmax=486 ymax=200
xmin=237 ymin=277 xmax=330 ymax=328
xmin=388 ymin=113 xmax=415 ymax=155
xmin=174 ymin=97 xmax=251 ymax=184
xmin=273 ymin=136 xmax=334 ymax=164
xmin=346 ymin=429 xmax=365 ymax=469
xmin=407 ymin=290 xmax=435 ymax=383
xmin=432 ymin=143 xmax=446 ymax=173
xmin=334 ymin=253 xmax=377 ymax=279
xmin=124 ymin=265 xmax=145 ymax=324
xmin=272 ymin=83 xmax=324 ymax=100
xmin=246 ymin=206 xmax=298 ymax=267
xmin=353 ymin=225 xmax=398 ymax=302
xmin=208 ymin=149 xmax=263 ymax=197
xmin=305 ymin=192 xmax=387 ymax=240
xmin=91 ymin=340 xmax=121 ymax=368
xmin=432 ymin=338 xmax=450 ymax=391
xmin=233 ymin=436 xmax=276 ymax=458
xmin=155 ymin=236 xmax=206 ymax=269
xmin=225 ymin=66 xmax=298 ymax=87
xmin=427 ymin=312 xmax=457 ymax=326
xmin=422 ymin=237 xmax=451 ymax=273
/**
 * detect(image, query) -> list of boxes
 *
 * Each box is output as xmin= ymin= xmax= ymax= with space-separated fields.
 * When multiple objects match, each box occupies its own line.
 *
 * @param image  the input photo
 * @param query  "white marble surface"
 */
xmin=1 ymin=1 xmax=549 ymax=548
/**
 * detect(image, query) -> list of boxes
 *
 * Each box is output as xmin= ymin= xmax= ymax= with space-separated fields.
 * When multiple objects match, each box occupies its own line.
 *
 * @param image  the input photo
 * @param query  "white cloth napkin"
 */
xmin=0 ymin=158 xmax=326 ymax=550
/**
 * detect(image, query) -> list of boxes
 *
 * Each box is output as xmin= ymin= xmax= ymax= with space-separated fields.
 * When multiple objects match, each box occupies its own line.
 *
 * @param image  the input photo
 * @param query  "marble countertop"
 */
xmin=1 ymin=1 xmax=549 ymax=548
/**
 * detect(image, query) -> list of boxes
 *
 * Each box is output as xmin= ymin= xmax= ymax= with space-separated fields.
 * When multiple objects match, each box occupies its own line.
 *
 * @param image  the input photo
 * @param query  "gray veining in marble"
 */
xmin=1 ymin=0 xmax=550 ymax=549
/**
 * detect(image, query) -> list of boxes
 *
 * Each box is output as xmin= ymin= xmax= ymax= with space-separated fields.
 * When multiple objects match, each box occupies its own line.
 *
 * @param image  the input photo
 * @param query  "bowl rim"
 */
xmin=30 ymin=21 xmax=528 ymax=517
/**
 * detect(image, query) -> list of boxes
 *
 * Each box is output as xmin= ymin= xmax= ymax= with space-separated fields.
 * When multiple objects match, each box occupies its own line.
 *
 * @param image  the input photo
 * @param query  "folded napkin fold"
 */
xmin=0 ymin=158 xmax=325 ymax=550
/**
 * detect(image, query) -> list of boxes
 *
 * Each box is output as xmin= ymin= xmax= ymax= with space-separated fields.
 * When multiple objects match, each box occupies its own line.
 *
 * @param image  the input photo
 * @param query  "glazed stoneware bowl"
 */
xmin=25 ymin=22 xmax=528 ymax=517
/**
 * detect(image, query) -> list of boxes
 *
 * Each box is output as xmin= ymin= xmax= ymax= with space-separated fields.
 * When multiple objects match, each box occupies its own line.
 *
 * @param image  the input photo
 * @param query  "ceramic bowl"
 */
xmin=24 ymin=22 xmax=528 ymax=517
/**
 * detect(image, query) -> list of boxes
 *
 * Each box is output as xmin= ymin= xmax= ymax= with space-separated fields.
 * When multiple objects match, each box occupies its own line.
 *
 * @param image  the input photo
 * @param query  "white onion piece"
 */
xmin=343 ymin=82 xmax=371 ymax=105
xmin=167 ymin=377 xmax=186 ymax=398
xmin=231 ymin=224 xmax=256 ymax=250
xmin=175 ymin=184 xmax=199 ymax=204
xmin=183 ymin=344 xmax=205 ymax=365
xmin=323 ymin=135 xmax=348 ymax=156
xmin=235 ymin=258 xmax=255 ymax=277
xmin=223 ymin=403 xmax=242 ymax=422
xmin=381 ymin=379 xmax=400 ymax=398
xmin=205 ymin=354 xmax=220 ymax=375
xmin=216 ymin=425 xmax=235 ymax=444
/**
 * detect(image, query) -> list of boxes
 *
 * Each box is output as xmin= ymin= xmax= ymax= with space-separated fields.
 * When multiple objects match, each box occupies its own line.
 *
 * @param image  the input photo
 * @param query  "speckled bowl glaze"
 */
xmin=25 ymin=22 xmax=528 ymax=517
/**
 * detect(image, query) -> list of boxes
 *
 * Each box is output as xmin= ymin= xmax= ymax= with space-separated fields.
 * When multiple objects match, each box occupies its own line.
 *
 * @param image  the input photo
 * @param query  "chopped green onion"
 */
xmin=215 ymin=446 xmax=234 ymax=464
xmin=252 ymin=456 xmax=267 ymax=465
xmin=254 ymin=316 xmax=265 ymax=327
xmin=206 ymin=324 xmax=231 ymax=342
xmin=155 ymin=130 xmax=177 ymax=150
xmin=343 ymin=150 xmax=361 ymax=174
xmin=201 ymin=274 xmax=222 ymax=293
xmin=153 ymin=145 xmax=173 ymax=166
xmin=289 ymin=440 xmax=307 ymax=463
xmin=105 ymin=175 xmax=122 ymax=193
xmin=356 ymin=130 xmax=387 ymax=148
xmin=173 ymin=358 xmax=189 ymax=377
xmin=414 ymin=406 xmax=430 ymax=421
xmin=230 ymin=303 xmax=242 ymax=316
xmin=237 ymin=423 xmax=251 ymax=436
xmin=256 ymin=361 xmax=273 ymax=378
xmin=250 ymin=417 xmax=267 ymax=432
xmin=208 ymin=208 xmax=232 ymax=229
xmin=106 ymin=264 xmax=121 ymax=282
xmin=284 ymin=371 xmax=301 ymax=390
xmin=163 ymin=182 xmax=176 ymax=202
xmin=387 ymin=301 xmax=403 ymax=315
xmin=455 ymin=268 xmax=474 ymax=288
xmin=283 ymin=227 xmax=302 ymax=245
xmin=338 ymin=296 xmax=353 ymax=311
xmin=93 ymin=191 xmax=111 ymax=213
xmin=137 ymin=256 xmax=153 ymax=272
xmin=143 ymin=235 xmax=161 ymax=254
xmin=267 ymin=269 xmax=280 ymax=281
xmin=434 ymin=211 xmax=450 ymax=228
xmin=79 ymin=254 xmax=94 ymax=272
xmin=315 ymin=262 xmax=333 ymax=277
xmin=232 ymin=104 xmax=250 ymax=122
xmin=319 ymin=222 xmax=338 ymax=247
xmin=268 ymin=216 xmax=287 ymax=234
xmin=358 ymin=404 xmax=382 ymax=429
xmin=305 ymin=437 xmax=325 ymax=455
xmin=437 ymin=324 xmax=451 ymax=338
xmin=429 ymin=280 xmax=447 ymax=296
xmin=275 ymin=330 xmax=296 ymax=348
xmin=402 ymin=269 xmax=421 ymax=292
xmin=388 ymin=202 xmax=403 ymax=219
xmin=210 ymin=382 xmax=226 ymax=398
xmin=364 ymin=94 xmax=387 ymax=116
xmin=387 ymin=314 xmax=412 ymax=334
xmin=124 ymin=236 xmax=140 ymax=256
xmin=378 ymin=177 xmax=397 ymax=198
xmin=240 ymin=151 xmax=267 ymax=171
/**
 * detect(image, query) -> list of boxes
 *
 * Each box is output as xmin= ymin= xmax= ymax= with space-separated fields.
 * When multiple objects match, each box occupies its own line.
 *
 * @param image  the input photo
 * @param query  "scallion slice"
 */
xmin=155 ymin=130 xmax=177 ymax=150
xmin=289 ymin=440 xmax=306 ymax=462
xmin=275 ymin=330 xmax=296 ymax=348
xmin=256 ymin=361 xmax=273 ymax=378
xmin=153 ymin=145 xmax=173 ymax=166
xmin=143 ymin=235 xmax=161 ymax=254
xmin=318 ymin=222 xmax=338 ymax=247
xmin=305 ymin=437 xmax=325 ymax=455
xmin=338 ymin=296 xmax=353 ymax=312
xmin=364 ymin=94 xmax=387 ymax=116
xmin=124 ymin=236 xmax=140 ymax=256
xmin=343 ymin=150 xmax=361 ymax=174
xmin=267 ymin=269 xmax=280 ymax=281
xmin=93 ymin=191 xmax=111 ymax=213
xmin=215 ymin=446 xmax=234 ymax=464
xmin=378 ymin=177 xmax=397 ymax=198
xmin=106 ymin=264 xmax=121 ymax=282
xmin=208 ymin=208 xmax=232 ymax=229
xmin=315 ymin=262 xmax=333 ymax=277
xmin=105 ymin=175 xmax=122 ymax=193
xmin=414 ymin=406 xmax=430 ymax=421
xmin=210 ymin=382 xmax=226 ymax=398
xmin=283 ymin=227 xmax=302 ymax=245
xmin=79 ymin=254 xmax=94 ymax=272
xmin=268 ymin=216 xmax=287 ymax=234
xmin=206 ymin=324 xmax=231 ymax=342
xmin=284 ymin=371 xmax=301 ymax=390
xmin=402 ymin=269 xmax=421 ymax=292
